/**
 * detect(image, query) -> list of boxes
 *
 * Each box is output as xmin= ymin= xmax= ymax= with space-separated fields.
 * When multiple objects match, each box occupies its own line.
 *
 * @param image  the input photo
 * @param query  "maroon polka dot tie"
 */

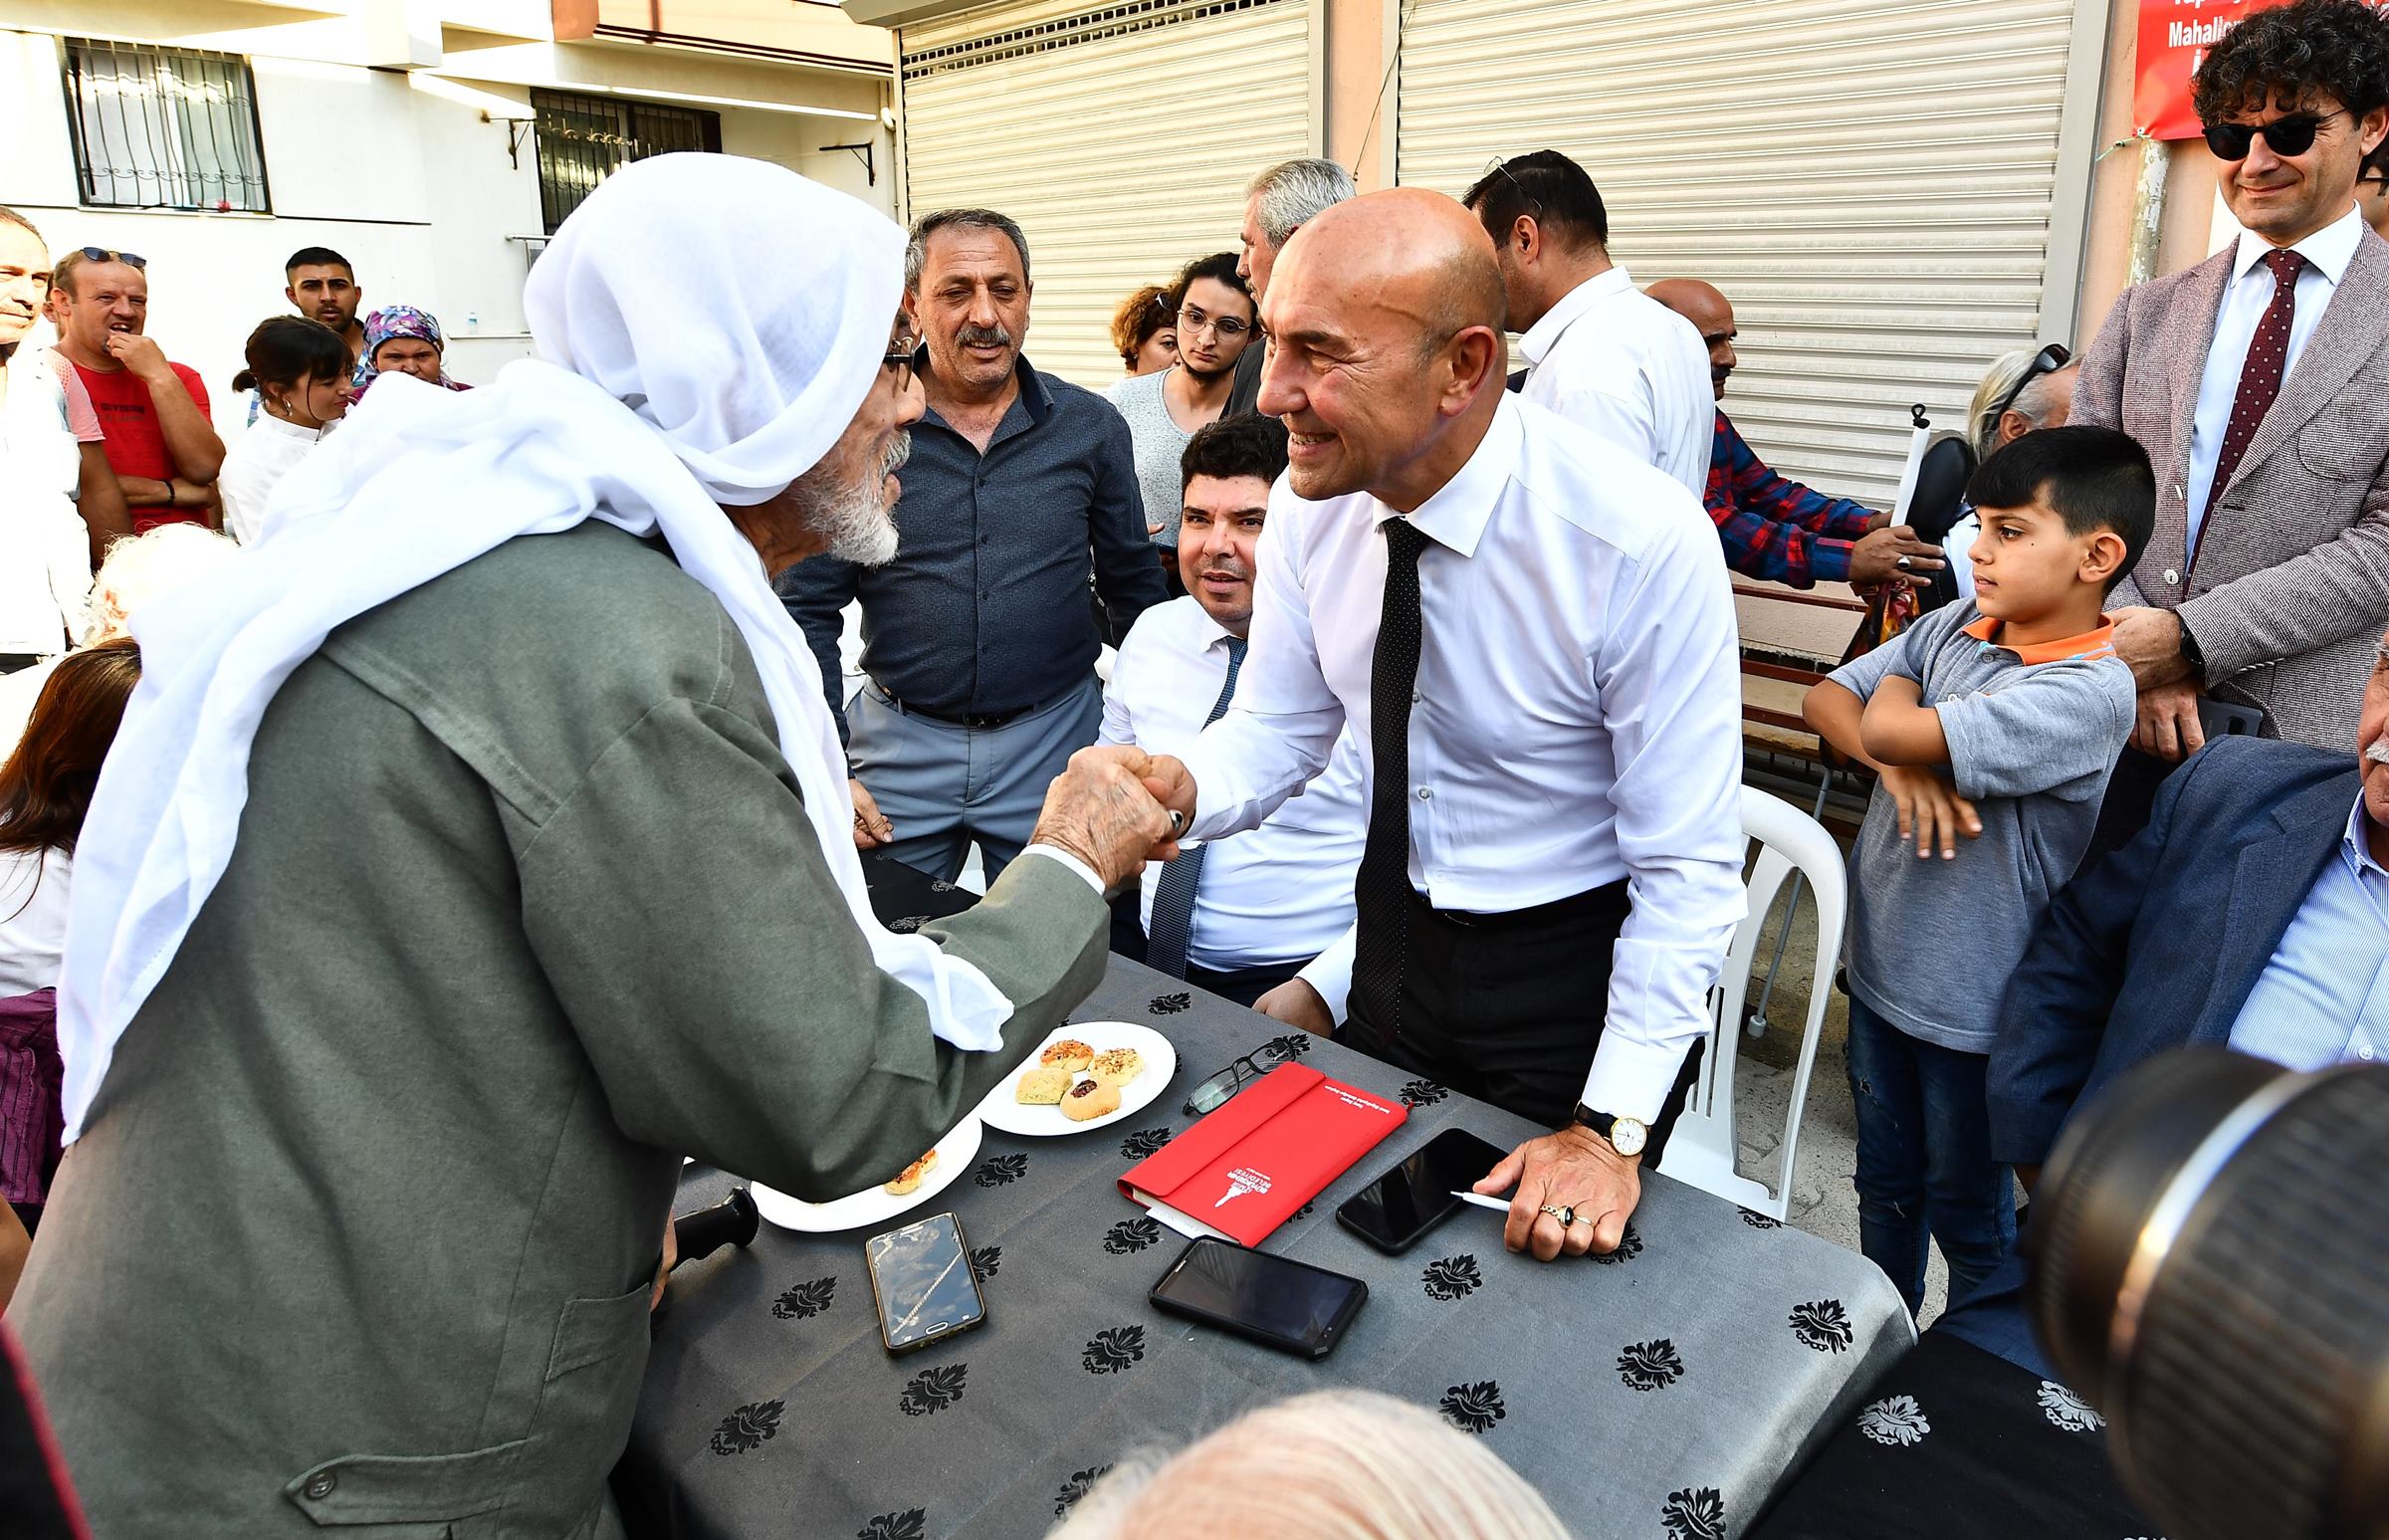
xmin=2199 ymin=247 xmax=2303 ymax=569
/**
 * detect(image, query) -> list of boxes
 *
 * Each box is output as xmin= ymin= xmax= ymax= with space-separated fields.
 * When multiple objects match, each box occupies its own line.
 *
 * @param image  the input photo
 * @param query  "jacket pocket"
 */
xmin=282 ymin=1286 xmax=651 ymax=1536
xmin=2293 ymin=404 xmax=2389 ymax=483
xmin=283 ymin=1440 xmax=523 ymax=1530
xmin=505 ymin=1284 xmax=657 ymax=1535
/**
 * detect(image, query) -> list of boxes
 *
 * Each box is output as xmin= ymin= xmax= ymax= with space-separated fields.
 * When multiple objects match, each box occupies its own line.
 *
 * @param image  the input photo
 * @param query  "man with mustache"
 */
xmin=1098 ymin=416 xmax=1365 ymax=1004
xmin=782 ymin=207 xmax=1168 ymax=883
xmin=1991 ymin=624 xmax=2389 ymax=1180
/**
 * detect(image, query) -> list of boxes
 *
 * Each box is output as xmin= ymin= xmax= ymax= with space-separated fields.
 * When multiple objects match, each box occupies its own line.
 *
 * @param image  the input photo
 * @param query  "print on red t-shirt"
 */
xmin=72 ymin=358 xmax=213 ymax=532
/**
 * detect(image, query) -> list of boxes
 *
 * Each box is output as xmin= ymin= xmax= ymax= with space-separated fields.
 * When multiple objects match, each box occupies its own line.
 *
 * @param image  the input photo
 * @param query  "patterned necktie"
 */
xmin=1143 ymin=635 xmax=1247 ymax=981
xmin=1350 ymin=518 xmax=1428 ymax=1035
xmin=2199 ymin=248 xmax=2304 ymax=569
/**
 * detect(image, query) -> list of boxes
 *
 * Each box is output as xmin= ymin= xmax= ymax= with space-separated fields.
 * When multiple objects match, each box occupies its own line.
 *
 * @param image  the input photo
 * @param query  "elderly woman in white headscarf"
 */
xmin=12 ymin=155 xmax=1174 ymax=1540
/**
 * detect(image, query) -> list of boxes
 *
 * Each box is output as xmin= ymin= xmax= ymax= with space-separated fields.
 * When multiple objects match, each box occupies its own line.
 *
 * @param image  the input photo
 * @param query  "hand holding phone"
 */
xmin=866 ymin=1212 xmax=986 ymax=1356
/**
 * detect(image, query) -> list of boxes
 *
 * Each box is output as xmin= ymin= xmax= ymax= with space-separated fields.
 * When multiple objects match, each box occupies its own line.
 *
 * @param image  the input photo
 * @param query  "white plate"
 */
xmin=749 ymin=1115 xmax=983 ymax=1234
xmin=975 ymin=1022 xmax=1178 ymax=1138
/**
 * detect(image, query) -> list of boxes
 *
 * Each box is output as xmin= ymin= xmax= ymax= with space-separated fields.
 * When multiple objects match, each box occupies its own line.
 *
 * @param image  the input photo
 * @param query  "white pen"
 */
xmin=1449 ymin=1191 xmax=1512 ymax=1213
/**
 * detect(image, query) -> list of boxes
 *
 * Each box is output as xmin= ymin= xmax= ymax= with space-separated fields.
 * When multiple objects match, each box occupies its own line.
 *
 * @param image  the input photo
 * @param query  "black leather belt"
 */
xmin=871 ymin=680 xmax=1049 ymax=732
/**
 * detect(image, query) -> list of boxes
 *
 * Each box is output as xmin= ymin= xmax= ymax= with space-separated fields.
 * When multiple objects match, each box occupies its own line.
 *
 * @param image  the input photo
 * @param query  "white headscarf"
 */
xmin=56 ymin=154 xmax=1016 ymax=1144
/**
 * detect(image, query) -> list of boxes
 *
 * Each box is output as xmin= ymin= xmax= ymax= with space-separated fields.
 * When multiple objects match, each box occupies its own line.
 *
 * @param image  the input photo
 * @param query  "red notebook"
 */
xmin=1118 ymin=1063 xmax=1408 ymax=1247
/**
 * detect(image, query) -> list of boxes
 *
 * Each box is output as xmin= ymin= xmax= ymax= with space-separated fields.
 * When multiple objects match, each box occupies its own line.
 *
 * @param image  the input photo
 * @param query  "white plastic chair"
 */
xmin=1662 ymin=786 xmax=1848 ymax=1221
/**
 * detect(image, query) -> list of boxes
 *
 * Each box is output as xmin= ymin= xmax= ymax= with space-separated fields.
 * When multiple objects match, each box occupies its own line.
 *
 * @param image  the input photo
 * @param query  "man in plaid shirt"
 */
xmin=1651 ymin=280 xmax=1942 ymax=591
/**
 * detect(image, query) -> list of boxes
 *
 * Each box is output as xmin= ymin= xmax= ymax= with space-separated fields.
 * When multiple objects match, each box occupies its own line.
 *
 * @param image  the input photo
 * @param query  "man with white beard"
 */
xmin=12 ymin=155 xmax=1176 ymax=1538
xmin=1992 ymin=623 xmax=2389 ymax=1180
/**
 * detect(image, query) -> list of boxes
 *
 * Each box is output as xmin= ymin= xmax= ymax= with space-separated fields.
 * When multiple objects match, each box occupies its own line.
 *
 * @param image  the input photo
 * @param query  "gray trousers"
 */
xmin=846 ymin=673 xmax=1104 ymax=883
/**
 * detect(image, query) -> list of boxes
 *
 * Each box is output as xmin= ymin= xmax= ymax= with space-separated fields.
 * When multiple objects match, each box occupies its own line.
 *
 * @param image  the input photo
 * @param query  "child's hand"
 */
xmin=1878 ymin=767 xmax=1981 ymax=859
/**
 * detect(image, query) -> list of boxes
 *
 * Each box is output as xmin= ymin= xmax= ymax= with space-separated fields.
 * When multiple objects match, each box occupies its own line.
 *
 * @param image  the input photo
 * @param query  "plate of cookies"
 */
xmin=977 ymin=1022 xmax=1177 ymax=1137
xmin=749 ymin=1114 xmax=983 ymax=1233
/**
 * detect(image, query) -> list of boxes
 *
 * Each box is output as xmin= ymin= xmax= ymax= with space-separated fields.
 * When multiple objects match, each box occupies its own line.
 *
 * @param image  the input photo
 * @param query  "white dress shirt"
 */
xmin=1103 ymin=596 xmax=1366 ymax=1012
xmin=0 ymin=845 xmax=72 ymax=994
xmin=1517 ymin=266 xmax=1714 ymax=497
xmin=2185 ymin=203 xmax=2365 ymax=553
xmin=1 ymin=347 xmax=96 ymax=657
xmin=219 ymin=412 xmax=336 ymax=546
xmin=1179 ymin=395 xmax=1748 ymax=1121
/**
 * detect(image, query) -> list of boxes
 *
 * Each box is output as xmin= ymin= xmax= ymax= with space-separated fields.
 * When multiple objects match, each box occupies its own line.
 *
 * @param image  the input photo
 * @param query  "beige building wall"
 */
xmin=2070 ymin=0 xmax=2223 ymax=346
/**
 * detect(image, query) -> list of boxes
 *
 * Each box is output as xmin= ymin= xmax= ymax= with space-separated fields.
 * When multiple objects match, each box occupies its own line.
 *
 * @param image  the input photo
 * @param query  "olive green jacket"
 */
xmin=13 ymin=524 xmax=1107 ymax=1537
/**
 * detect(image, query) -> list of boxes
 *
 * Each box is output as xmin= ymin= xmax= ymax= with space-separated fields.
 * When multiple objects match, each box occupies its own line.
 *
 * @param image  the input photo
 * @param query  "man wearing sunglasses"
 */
xmin=2072 ymin=0 xmax=2389 ymax=855
xmin=51 ymin=247 xmax=223 ymax=534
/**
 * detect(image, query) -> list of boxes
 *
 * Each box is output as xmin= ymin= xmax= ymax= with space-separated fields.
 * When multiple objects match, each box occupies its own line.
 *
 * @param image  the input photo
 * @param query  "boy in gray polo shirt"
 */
xmin=1804 ymin=426 xmax=2153 ymax=1318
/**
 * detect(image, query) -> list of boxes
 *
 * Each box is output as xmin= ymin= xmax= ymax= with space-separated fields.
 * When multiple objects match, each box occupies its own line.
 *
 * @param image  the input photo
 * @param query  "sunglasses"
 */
xmin=75 ymin=246 xmax=146 ymax=270
xmin=881 ymin=341 xmax=918 ymax=387
xmin=1184 ymin=1038 xmax=1304 ymax=1117
xmin=1481 ymin=155 xmax=1544 ymax=219
xmin=2201 ymin=109 xmax=2345 ymax=161
xmin=1991 ymin=341 xmax=2072 ymax=425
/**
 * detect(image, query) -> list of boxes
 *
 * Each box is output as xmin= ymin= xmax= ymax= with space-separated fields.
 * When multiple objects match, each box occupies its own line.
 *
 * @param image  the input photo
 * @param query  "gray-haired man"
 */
xmin=779 ymin=208 xmax=1168 ymax=883
xmin=1225 ymin=157 xmax=1358 ymax=417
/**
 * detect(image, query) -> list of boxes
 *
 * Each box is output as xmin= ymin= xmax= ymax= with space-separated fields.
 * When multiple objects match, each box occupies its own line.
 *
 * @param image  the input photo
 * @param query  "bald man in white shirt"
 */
xmin=1115 ymin=189 xmax=1746 ymax=1264
xmin=1461 ymin=150 xmax=1713 ymax=495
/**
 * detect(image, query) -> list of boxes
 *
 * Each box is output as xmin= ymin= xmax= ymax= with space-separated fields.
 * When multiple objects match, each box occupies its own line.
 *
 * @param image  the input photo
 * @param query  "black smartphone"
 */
xmin=1149 ymin=1236 xmax=1367 ymax=1359
xmin=865 ymin=1211 xmax=986 ymax=1357
xmin=1336 ymin=1127 xmax=1511 ymax=1254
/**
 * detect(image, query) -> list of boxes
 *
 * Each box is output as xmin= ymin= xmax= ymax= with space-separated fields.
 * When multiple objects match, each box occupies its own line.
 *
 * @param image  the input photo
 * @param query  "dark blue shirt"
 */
xmin=777 ymin=353 xmax=1167 ymax=739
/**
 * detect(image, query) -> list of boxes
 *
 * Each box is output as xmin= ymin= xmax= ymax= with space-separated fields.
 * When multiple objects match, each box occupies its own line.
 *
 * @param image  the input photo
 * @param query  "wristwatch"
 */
xmin=1571 ymin=1102 xmax=1648 ymax=1159
xmin=2178 ymin=614 xmax=2206 ymax=676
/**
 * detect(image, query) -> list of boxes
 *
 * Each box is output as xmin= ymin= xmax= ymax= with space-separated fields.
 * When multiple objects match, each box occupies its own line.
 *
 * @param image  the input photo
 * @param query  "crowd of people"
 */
xmin=0 ymin=0 xmax=2385 ymax=1532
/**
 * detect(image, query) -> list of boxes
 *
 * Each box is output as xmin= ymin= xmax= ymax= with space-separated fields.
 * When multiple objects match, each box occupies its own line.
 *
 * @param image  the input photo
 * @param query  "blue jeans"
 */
xmin=1845 ymin=993 xmax=2017 ymax=1318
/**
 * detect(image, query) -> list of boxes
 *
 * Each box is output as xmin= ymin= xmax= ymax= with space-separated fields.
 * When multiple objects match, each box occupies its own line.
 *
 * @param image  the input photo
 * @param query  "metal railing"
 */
xmin=62 ymin=38 xmax=270 ymax=213
xmin=531 ymin=90 xmax=720 ymax=235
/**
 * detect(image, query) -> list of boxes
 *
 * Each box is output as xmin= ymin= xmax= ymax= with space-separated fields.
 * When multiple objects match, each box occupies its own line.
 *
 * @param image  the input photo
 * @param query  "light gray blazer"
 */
xmin=2073 ymin=228 xmax=2389 ymax=750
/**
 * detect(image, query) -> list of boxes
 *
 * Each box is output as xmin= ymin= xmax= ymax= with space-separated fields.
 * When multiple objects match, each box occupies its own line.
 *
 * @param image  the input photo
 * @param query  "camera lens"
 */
xmin=2026 ymin=1049 xmax=2389 ymax=1540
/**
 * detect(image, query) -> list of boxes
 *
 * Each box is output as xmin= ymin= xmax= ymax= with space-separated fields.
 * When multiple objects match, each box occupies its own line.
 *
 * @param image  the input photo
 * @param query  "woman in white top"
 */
xmin=1 ymin=637 xmax=140 ymax=993
xmin=217 ymin=315 xmax=349 ymax=545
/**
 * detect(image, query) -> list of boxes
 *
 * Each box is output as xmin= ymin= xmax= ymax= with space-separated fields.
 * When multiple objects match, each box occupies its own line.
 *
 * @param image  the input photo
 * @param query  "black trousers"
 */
xmin=1343 ymin=880 xmax=1702 ymax=1163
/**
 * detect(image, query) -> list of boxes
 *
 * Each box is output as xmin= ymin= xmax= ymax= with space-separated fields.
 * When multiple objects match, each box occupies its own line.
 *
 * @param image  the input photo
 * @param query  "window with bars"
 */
xmin=62 ymin=39 xmax=270 ymax=213
xmin=531 ymin=91 xmax=722 ymax=234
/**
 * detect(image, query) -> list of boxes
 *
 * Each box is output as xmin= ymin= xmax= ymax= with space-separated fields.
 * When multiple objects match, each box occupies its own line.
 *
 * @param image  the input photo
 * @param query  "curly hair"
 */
xmin=2191 ymin=0 xmax=2389 ymax=124
xmin=1109 ymin=284 xmax=1175 ymax=368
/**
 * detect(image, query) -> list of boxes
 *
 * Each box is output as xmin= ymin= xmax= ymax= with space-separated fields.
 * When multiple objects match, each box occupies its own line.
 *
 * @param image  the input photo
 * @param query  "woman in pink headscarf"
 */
xmin=357 ymin=303 xmax=471 ymax=393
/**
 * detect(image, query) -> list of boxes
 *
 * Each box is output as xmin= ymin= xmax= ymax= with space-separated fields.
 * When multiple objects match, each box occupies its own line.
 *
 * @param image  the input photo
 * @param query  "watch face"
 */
xmin=1610 ymin=1118 xmax=1648 ymax=1158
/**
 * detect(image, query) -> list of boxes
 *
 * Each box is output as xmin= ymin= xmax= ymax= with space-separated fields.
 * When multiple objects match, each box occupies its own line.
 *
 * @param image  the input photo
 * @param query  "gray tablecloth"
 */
xmin=621 ymin=958 xmax=1912 ymax=1540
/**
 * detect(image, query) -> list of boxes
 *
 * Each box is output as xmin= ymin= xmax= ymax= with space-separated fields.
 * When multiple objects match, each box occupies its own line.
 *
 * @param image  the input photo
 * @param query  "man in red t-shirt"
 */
xmin=52 ymin=249 xmax=223 ymax=533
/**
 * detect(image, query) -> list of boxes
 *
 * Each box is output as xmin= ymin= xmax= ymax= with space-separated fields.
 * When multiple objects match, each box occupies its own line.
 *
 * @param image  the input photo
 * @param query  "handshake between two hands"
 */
xmin=1028 ymin=745 xmax=1200 ymax=893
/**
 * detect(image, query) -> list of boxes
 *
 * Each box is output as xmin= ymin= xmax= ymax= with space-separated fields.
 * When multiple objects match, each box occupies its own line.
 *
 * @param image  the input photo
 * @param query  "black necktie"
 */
xmin=1352 ymin=519 xmax=1427 ymax=1033
xmin=1144 ymin=636 xmax=1247 ymax=980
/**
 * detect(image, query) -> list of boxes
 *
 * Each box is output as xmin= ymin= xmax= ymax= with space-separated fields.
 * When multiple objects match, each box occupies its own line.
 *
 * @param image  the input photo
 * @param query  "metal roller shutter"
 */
xmin=899 ymin=0 xmax=1317 ymax=389
xmin=1398 ymin=0 xmax=2098 ymax=509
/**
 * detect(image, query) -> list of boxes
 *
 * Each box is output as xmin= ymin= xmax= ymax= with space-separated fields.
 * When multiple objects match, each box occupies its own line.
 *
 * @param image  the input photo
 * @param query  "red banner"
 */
xmin=2133 ymin=0 xmax=2286 ymax=140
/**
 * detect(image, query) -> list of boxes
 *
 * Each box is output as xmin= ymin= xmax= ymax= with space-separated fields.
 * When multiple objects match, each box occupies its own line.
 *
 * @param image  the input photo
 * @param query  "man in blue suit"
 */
xmin=1989 ymin=624 xmax=2384 ymax=1176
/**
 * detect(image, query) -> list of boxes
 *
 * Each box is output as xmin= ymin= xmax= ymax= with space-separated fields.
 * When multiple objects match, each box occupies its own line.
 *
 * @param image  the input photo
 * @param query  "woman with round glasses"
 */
xmin=1104 ymin=252 xmax=1260 ymax=587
